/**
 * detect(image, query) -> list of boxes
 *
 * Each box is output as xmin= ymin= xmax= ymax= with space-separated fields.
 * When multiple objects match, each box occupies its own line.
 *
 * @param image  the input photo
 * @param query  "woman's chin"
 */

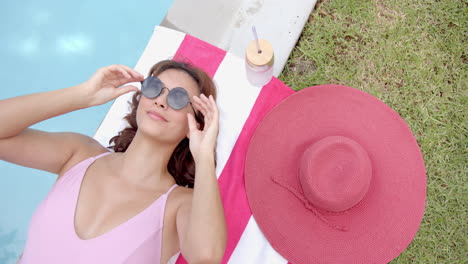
xmin=137 ymin=124 xmax=185 ymax=144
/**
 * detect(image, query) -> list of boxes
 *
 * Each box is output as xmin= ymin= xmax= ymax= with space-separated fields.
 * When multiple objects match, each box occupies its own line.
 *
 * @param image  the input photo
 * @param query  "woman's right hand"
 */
xmin=79 ymin=64 xmax=144 ymax=107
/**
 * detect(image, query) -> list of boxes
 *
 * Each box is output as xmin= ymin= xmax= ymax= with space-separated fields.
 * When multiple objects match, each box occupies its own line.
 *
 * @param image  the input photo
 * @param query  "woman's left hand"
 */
xmin=187 ymin=94 xmax=219 ymax=163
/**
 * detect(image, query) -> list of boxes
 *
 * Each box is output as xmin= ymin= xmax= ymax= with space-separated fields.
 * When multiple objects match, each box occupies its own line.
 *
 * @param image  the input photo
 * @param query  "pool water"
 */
xmin=0 ymin=1 xmax=172 ymax=262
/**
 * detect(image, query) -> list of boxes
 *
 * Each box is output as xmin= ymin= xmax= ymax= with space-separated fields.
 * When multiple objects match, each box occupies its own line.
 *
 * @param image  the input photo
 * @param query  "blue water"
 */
xmin=0 ymin=1 xmax=173 ymax=262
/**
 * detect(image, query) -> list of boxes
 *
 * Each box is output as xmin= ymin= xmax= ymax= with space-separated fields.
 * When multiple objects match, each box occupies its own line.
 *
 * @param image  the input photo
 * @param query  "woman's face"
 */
xmin=136 ymin=69 xmax=201 ymax=144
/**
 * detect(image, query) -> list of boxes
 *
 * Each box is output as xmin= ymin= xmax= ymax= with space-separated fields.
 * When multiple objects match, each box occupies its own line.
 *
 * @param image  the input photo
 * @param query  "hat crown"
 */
xmin=299 ymin=136 xmax=372 ymax=212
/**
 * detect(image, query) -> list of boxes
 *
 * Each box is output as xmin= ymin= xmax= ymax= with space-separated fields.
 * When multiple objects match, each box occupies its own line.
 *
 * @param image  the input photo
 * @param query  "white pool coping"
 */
xmin=161 ymin=0 xmax=317 ymax=76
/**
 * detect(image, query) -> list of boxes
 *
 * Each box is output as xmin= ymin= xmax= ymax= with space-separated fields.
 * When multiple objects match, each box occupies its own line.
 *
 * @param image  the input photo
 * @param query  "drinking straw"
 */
xmin=252 ymin=26 xmax=261 ymax=53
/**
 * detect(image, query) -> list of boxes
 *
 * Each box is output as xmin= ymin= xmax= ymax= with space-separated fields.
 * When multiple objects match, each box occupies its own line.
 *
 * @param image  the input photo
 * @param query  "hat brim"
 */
xmin=245 ymin=85 xmax=426 ymax=263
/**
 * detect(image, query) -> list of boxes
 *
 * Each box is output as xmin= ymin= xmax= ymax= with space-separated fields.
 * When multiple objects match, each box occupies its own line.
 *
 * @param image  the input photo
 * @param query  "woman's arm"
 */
xmin=0 ymin=65 xmax=143 ymax=175
xmin=176 ymin=155 xmax=226 ymax=264
xmin=176 ymin=94 xmax=227 ymax=263
xmin=0 ymin=85 xmax=87 ymax=140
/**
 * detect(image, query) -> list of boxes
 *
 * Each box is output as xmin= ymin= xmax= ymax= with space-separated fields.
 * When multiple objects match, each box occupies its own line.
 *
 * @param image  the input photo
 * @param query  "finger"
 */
xmin=200 ymin=93 xmax=212 ymax=107
xmin=118 ymin=68 xmax=132 ymax=80
xmin=112 ymin=70 xmax=144 ymax=88
xmin=201 ymin=94 xmax=215 ymax=119
xmin=115 ymin=65 xmax=143 ymax=82
xmin=198 ymin=101 xmax=212 ymax=122
xmin=208 ymin=95 xmax=219 ymax=119
xmin=198 ymin=94 xmax=214 ymax=113
xmin=204 ymin=104 xmax=213 ymax=121
xmin=118 ymin=64 xmax=134 ymax=73
xmin=193 ymin=103 xmax=208 ymax=122
xmin=202 ymin=95 xmax=215 ymax=116
xmin=116 ymin=85 xmax=139 ymax=97
xmin=203 ymin=96 xmax=217 ymax=127
xmin=187 ymin=113 xmax=198 ymax=132
xmin=119 ymin=64 xmax=144 ymax=80
xmin=193 ymin=96 xmax=209 ymax=116
xmin=107 ymin=65 xmax=132 ymax=80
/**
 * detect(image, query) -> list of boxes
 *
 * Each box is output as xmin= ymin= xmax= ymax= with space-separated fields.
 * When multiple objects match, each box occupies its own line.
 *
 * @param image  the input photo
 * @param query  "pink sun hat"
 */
xmin=245 ymin=84 xmax=427 ymax=263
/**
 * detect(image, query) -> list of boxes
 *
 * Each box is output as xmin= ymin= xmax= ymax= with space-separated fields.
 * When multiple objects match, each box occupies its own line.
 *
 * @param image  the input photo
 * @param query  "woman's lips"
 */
xmin=147 ymin=111 xmax=168 ymax=122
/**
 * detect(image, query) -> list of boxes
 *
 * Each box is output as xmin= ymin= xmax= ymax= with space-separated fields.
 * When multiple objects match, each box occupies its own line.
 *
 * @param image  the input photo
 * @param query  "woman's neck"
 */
xmin=112 ymin=131 xmax=178 ymax=188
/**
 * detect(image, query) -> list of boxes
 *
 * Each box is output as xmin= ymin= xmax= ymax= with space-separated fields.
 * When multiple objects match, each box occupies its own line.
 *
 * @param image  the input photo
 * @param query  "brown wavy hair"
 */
xmin=108 ymin=60 xmax=217 ymax=188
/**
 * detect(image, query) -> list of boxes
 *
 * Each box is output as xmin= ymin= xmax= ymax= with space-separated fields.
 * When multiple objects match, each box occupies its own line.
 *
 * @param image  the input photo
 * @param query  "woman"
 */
xmin=0 ymin=60 xmax=227 ymax=263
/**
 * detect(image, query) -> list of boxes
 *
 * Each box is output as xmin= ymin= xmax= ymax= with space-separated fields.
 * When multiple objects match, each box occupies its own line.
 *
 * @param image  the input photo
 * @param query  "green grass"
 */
xmin=279 ymin=0 xmax=467 ymax=262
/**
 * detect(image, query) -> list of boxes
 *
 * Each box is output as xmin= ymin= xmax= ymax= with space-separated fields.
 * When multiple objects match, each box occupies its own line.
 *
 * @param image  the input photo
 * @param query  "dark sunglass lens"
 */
xmin=168 ymin=87 xmax=190 ymax=110
xmin=141 ymin=76 xmax=163 ymax=98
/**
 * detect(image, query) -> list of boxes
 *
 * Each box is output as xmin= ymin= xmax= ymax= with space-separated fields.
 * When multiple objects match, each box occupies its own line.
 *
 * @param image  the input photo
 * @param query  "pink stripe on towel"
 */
xmin=217 ymin=78 xmax=294 ymax=263
xmin=173 ymin=34 xmax=226 ymax=78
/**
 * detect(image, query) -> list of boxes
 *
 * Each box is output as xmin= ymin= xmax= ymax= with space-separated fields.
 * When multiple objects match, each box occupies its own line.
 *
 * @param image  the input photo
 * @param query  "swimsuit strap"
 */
xmin=92 ymin=151 xmax=112 ymax=160
xmin=165 ymin=184 xmax=178 ymax=195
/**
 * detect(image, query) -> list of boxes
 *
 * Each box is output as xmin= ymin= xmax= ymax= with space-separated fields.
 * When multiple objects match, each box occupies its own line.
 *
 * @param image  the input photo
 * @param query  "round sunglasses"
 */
xmin=141 ymin=76 xmax=197 ymax=113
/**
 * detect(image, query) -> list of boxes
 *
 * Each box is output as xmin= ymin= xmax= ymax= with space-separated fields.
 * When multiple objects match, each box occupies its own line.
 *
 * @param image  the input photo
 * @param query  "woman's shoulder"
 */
xmin=57 ymin=133 xmax=109 ymax=178
xmin=170 ymin=185 xmax=194 ymax=207
xmin=172 ymin=185 xmax=194 ymax=199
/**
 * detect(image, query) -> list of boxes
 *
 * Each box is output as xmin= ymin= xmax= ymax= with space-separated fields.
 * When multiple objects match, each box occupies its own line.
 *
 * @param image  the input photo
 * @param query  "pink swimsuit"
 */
xmin=19 ymin=152 xmax=179 ymax=264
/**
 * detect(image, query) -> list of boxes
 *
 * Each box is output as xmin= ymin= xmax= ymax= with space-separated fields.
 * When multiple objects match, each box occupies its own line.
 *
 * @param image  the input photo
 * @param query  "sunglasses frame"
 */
xmin=140 ymin=75 xmax=201 ymax=121
xmin=140 ymin=75 xmax=196 ymax=109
